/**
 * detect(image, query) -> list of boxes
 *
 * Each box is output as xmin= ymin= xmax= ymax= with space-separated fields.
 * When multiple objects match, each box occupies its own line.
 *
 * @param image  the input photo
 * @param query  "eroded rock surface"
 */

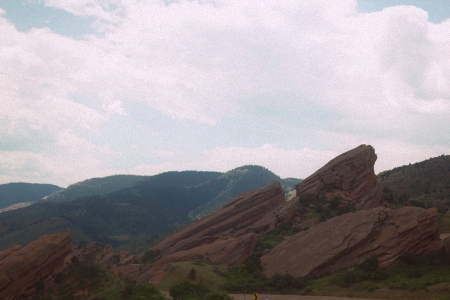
xmin=295 ymin=144 xmax=381 ymax=209
xmin=152 ymin=181 xmax=285 ymax=265
xmin=0 ymin=232 xmax=71 ymax=300
xmin=261 ymin=206 xmax=439 ymax=277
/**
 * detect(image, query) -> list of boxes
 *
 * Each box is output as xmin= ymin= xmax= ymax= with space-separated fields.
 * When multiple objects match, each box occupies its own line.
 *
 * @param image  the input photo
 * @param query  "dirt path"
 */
xmin=230 ymin=294 xmax=384 ymax=300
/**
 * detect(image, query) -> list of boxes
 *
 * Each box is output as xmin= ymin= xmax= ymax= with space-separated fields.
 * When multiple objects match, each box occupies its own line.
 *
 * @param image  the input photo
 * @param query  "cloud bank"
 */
xmin=1 ymin=0 xmax=449 ymax=186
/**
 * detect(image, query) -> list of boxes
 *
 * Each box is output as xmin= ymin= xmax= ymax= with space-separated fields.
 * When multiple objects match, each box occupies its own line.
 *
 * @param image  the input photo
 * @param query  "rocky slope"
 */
xmin=0 ymin=232 xmax=71 ymax=299
xmin=295 ymin=144 xmax=381 ymax=210
xmin=261 ymin=206 xmax=440 ymax=277
xmin=152 ymin=181 xmax=286 ymax=265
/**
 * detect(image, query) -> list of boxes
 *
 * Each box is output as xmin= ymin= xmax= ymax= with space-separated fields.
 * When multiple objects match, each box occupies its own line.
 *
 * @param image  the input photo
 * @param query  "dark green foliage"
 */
xmin=360 ymin=255 xmax=379 ymax=272
xmin=223 ymin=265 xmax=269 ymax=292
xmin=331 ymin=255 xmax=380 ymax=288
xmin=142 ymin=249 xmax=161 ymax=263
xmin=0 ymin=183 xmax=61 ymax=209
xmin=189 ymin=267 xmax=197 ymax=280
xmin=315 ymin=204 xmax=324 ymax=213
xmin=223 ymin=256 xmax=306 ymax=293
xmin=203 ymin=291 xmax=233 ymax=300
xmin=328 ymin=251 xmax=450 ymax=292
xmin=329 ymin=196 xmax=341 ymax=210
xmin=270 ymin=273 xmax=306 ymax=290
xmin=255 ymin=221 xmax=300 ymax=251
xmin=41 ymin=175 xmax=151 ymax=203
xmin=400 ymin=252 xmax=419 ymax=265
xmin=169 ymin=280 xmax=211 ymax=300
xmin=42 ymin=263 xmax=117 ymax=299
xmin=122 ymin=280 xmax=166 ymax=300
xmin=243 ymin=255 xmax=263 ymax=274
xmin=378 ymin=154 xmax=450 ymax=209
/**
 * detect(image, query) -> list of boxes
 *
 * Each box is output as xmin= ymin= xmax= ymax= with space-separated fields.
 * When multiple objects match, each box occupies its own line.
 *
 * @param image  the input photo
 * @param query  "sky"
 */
xmin=1 ymin=0 xmax=450 ymax=187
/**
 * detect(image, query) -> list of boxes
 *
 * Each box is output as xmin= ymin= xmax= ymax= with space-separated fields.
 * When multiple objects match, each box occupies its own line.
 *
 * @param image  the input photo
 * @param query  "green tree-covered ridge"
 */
xmin=0 ymin=182 xmax=62 ymax=209
xmin=0 ymin=165 xmax=300 ymax=251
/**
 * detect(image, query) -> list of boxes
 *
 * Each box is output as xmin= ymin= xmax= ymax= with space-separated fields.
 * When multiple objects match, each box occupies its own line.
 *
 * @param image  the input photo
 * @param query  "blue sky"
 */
xmin=1 ymin=0 xmax=450 ymax=187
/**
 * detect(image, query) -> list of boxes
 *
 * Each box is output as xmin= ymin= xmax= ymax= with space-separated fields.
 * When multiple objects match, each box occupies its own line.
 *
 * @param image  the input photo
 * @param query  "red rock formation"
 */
xmin=261 ymin=206 xmax=439 ymax=277
xmin=295 ymin=144 xmax=381 ymax=210
xmin=0 ymin=232 xmax=72 ymax=299
xmin=152 ymin=181 xmax=285 ymax=265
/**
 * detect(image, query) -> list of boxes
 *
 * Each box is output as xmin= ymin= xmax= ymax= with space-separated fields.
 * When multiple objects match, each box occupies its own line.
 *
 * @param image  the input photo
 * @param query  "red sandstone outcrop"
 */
xmin=152 ymin=181 xmax=286 ymax=265
xmin=0 ymin=232 xmax=72 ymax=300
xmin=295 ymin=144 xmax=381 ymax=210
xmin=261 ymin=206 xmax=439 ymax=277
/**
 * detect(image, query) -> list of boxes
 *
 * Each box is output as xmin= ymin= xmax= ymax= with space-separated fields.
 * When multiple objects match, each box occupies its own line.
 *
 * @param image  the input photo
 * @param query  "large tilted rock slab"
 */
xmin=0 ymin=232 xmax=71 ymax=299
xmin=295 ymin=144 xmax=382 ymax=209
xmin=152 ymin=181 xmax=285 ymax=265
xmin=261 ymin=206 xmax=439 ymax=277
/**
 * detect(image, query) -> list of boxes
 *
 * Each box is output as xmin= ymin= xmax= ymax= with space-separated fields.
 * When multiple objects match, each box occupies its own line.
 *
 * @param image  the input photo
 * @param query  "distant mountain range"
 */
xmin=0 ymin=165 xmax=301 ymax=251
xmin=0 ymin=183 xmax=62 ymax=209
xmin=40 ymin=175 xmax=149 ymax=203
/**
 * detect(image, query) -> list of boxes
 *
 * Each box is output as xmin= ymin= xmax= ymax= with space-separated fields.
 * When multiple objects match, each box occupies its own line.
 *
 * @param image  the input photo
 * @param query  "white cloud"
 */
xmin=1 ymin=0 xmax=450 ymax=186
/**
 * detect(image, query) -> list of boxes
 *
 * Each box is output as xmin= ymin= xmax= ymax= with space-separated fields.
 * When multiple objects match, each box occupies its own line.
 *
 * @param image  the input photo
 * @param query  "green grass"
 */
xmin=438 ymin=212 xmax=450 ymax=233
xmin=295 ymin=252 xmax=450 ymax=300
xmin=158 ymin=260 xmax=228 ymax=291
xmin=92 ymin=282 xmax=122 ymax=300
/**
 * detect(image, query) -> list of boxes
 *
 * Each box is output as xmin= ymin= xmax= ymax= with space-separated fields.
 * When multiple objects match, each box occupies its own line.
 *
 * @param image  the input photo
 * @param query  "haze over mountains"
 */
xmin=0 ymin=165 xmax=300 ymax=251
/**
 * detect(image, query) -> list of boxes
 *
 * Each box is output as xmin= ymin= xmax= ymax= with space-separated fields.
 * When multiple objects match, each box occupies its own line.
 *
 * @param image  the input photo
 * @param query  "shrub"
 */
xmin=189 ymin=267 xmax=197 ymax=280
xmin=360 ymin=255 xmax=379 ymax=273
xmin=122 ymin=280 xmax=165 ymax=300
xmin=400 ymin=252 xmax=419 ymax=265
xmin=169 ymin=280 xmax=211 ymax=300
xmin=315 ymin=204 xmax=324 ymax=213
xmin=142 ymin=249 xmax=161 ymax=264
xmin=329 ymin=197 xmax=341 ymax=210
xmin=203 ymin=291 xmax=233 ymax=300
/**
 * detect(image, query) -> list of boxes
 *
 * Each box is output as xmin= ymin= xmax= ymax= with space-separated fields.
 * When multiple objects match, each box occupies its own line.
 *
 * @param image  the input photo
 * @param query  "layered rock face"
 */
xmin=261 ymin=206 xmax=439 ymax=277
xmin=152 ymin=181 xmax=286 ymax=265
xmin=295 ymin=144 xmax=381 ymax=209
xmin=0 ymin=232 xmax=71 ymax=299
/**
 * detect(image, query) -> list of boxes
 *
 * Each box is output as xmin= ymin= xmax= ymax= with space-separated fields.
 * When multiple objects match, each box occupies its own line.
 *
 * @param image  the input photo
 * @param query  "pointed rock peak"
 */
xmin=295 ymin=144 xmax=381 ymax=210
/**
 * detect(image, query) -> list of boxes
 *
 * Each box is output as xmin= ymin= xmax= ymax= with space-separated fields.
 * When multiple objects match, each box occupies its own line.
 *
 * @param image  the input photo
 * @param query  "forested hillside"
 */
xmin=41 ymin=175 xmax=150 ymax=203
xmin=0 ymin=166 xmax=300 ymax=251
xmin=0 ymin=183 xmax=62 ymax=209
xmin=378 ymin=154 xmax=450 ymax=209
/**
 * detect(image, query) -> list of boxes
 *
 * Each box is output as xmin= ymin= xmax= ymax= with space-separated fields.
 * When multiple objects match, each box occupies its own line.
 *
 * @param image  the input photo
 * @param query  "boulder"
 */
xmin=261 ymin=206 xmax=439 ymax=277
xmin=295 ymin=144 xmax=381 ymax=210
xmin=0 ymin=232 xmax=72 ymax=299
